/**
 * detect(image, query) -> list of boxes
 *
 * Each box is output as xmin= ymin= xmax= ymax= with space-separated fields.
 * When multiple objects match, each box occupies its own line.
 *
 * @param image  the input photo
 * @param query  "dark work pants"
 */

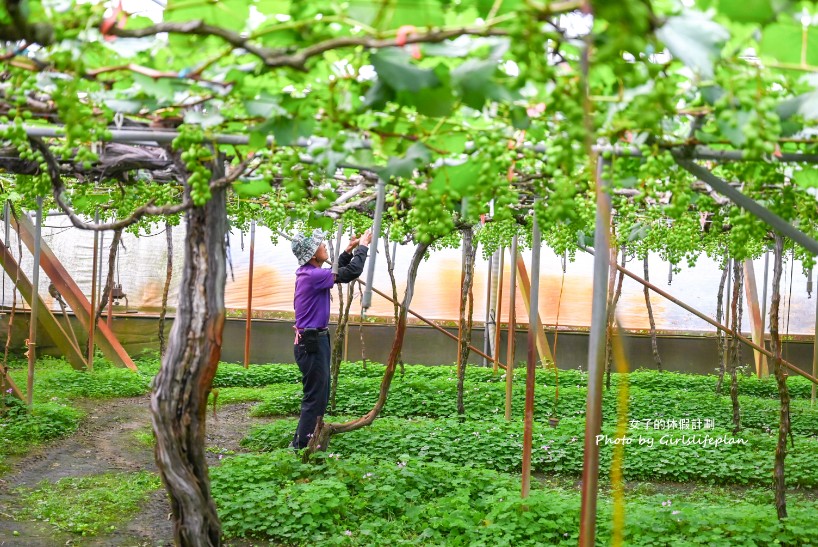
xmin=292 ymin=334 xmax=331 ymax=449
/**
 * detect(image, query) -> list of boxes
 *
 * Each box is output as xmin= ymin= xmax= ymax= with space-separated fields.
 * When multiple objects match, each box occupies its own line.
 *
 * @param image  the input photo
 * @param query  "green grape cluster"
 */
xmin=340 ymin=210 xmax=373 ymax=237
xmin=546 ymin=78 xmax=587 ymax=145
xmin=50 ymin=77 xmax=109 ymax=167
xmin=49 ymin=3 xmax=102 ymax=42
xmin=506 ymin=13 xmax=555 ymax=86
xmin=409 ymin=188 xmax=456 ymax=244
xmin=270 ymin=147 xmax=324 ymax=216
xmin=540 ymin=190 xmax=595 ymax=259
xmin=174 ymin=125 xmax=212 ymax=207
xmin=475 ymin=219 xmax=522 ymax=259
xmin=254 ymin=190 xmax=293 ymax=241
xmin=713 ymin=69 xmax=782 ymax=160
xmin=615 ymin=75 xmax=678 ymax=136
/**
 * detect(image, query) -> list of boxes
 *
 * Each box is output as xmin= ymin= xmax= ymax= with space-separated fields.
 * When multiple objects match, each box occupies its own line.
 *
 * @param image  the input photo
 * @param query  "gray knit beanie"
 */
xmin=291 ymin=229 xmax=325 ymax=266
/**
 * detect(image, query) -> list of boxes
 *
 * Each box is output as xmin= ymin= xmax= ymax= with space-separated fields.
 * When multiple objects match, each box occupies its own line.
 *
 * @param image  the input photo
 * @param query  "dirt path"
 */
xmin=0 ymin=398 xmax=270 ymax=546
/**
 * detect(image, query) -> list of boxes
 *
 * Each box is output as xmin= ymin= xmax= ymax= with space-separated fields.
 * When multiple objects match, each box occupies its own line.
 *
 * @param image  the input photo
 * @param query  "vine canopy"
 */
xmin=0 ymin=0 xmax=817 ymax=263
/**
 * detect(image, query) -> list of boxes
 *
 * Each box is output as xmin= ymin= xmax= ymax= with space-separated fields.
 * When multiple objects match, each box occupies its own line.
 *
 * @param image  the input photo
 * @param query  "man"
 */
xmin=290 ymin=227 xmax=373 ymax=449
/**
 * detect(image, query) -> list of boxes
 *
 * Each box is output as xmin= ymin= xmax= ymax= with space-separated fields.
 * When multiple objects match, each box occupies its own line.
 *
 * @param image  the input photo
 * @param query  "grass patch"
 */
xmin=247 ymin=375 xmax=818 ymax=437
xmin=0 ymin=399 xmax=82 ymax=456
xmin=132 ymin=425 xmax=155 ymax=448
xmin=211 ymin=452 xmax=818 ymax=545
xmin=16 ymin=471 xmax=162 ymax=536
xmin=210 ymin=387 xmax=270 ymax=406
xmin=243 ymin=416 xmax=818 ymax=487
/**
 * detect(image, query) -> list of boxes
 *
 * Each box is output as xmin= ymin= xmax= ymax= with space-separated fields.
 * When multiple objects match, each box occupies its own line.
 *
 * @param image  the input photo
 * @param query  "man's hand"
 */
xmin=359 ymin=229 xmax=373 ymax=247
xmin=345 ymin=234 xmax=360 ymax=253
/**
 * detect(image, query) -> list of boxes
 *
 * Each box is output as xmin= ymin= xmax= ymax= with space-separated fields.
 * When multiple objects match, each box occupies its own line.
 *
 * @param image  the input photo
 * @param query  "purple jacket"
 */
xmin=293 ymin=246 xmax=368 ymax=329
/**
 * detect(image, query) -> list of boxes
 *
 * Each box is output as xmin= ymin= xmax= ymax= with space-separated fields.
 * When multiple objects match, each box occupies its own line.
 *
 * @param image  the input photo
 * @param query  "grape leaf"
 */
xmin=656 ymin=12 xmax=729 ymax=79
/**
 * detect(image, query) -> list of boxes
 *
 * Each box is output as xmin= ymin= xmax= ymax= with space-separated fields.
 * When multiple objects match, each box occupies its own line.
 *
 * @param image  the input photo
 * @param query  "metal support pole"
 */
xmin=813 ymin=268 xmax=818 ymax=406
xmin=676 ymin=159 xmax=818 ymax=255
xmin=88 ymin=209 xmax=99 ymax=369
xmin=96 ymin=231 xmax=105 ymax=318
xmin=26 ymin=198 xmax=43 ymax=407
xmin=505 ymin=236 xmax=518 ymax=421
xmin=522 ymin=205 xmax=541 ymax=498
xmin=579 ymin=158 xmax=612 ymax=546
xmin=761 ymin=252 xmax=770 ymax=345
xmin=361 ymin=178 xmax=385 ymax=314
xmin=332 ymin=222 xmax=344 ymax=275
xmin=483 ymin=253 xmax=494 ymax=367
xmin=493 ymin=248 xmax=505 ymax=373
xmin=594 ymin=142 xmax=818 ymax=167
xmin=457 ymin=235 xmax=467 ymax=369
xmin=724 ymin=258 xmax=732 ymax=368
xmin=244 ymin=221 xmax=256 ymax=369
xmin=105 ymin=230 xmax=113 ymax=329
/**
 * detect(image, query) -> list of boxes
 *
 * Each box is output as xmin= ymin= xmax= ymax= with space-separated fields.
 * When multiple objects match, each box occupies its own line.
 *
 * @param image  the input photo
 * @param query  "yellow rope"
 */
xmin=610 ymin=318 xmax=630 ymax=547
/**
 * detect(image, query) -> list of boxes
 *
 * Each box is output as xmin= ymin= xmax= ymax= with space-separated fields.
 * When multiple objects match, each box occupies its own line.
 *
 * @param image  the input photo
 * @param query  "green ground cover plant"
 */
xmin=15 ymin=471 xmax=162 ymax=536
xmin=248 ymin=376 xmax=818 ymax=437
xmin=242 ymin=417 xmax=818 ymax=487
xmin=0 ymin=398 xmax=82 ymax=456
xmin=211 ymin=451 xmax=818 ymax=546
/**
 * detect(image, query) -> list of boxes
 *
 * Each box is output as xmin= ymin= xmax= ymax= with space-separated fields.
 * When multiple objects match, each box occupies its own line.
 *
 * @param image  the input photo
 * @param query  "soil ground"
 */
xmin=0 ymin=397 xmax=273 ymax=547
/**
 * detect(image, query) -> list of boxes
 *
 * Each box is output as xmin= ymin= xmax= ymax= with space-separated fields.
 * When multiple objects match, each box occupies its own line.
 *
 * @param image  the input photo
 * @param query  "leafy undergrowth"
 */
xmin=242 ymin=416 xmax=818 ymax=487
xmin=15 ymin=471 xmax=161 ymax=536
xmin=0 ymin=396 xmax=82 ymax=458
xmin=211 ymin=452 xmax=818 ymax=546
xmin=6 ymin=356 xmax=153 ymax=402
xmin=247 ymin=374 xmax=818 ymax=437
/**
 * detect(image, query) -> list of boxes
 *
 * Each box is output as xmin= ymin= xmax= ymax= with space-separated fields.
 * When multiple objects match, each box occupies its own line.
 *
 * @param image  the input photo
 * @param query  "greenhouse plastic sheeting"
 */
xmin=0 ymin=215 xmax=813 ymax=335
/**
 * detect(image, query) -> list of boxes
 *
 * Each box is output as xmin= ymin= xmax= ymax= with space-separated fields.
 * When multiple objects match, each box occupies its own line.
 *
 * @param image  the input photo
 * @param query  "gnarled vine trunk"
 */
xmin=383 ymin=235 xmax=404 ymax=376
xmin=642 ymin=256 xmax=662 ymax=371
xmin=159 ymin=221 xmax=173 ymax=356
xmin=769 ymin=234 xmax=791 ymax=519
xmin=605 ymin=247 xmax=625 ymax=389
xmin=307 ymin=241 xmax=430 ymax=454
xmin=728 ymin=259 xmax=742 ymax=433
xmin=715 ymin=262 xmax=729 ymax=394
xmin=151 ymin=178 xmax=226 ymax=546
xmin=329 ymin=282 xmax=353 ymax=413
xmin=457 ymin=227 xmax=477 ymax=416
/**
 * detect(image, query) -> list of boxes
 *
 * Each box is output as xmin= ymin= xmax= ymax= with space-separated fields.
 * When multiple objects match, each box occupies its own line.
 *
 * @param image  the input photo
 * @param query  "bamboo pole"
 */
xmin=522 ymin=208 xmax=541 ymax=498
xmin=505 ymin=237 xmax=518 ymax=421
xmin=492 ymin=248 xmax=505 ymax=373
xmin=743 ymin=259 xmax=768 ymax=377
xmin=244 ymin=221 xmax=255 ymax=368
xmin=515 ymin=254 xmax=554 ymax=365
